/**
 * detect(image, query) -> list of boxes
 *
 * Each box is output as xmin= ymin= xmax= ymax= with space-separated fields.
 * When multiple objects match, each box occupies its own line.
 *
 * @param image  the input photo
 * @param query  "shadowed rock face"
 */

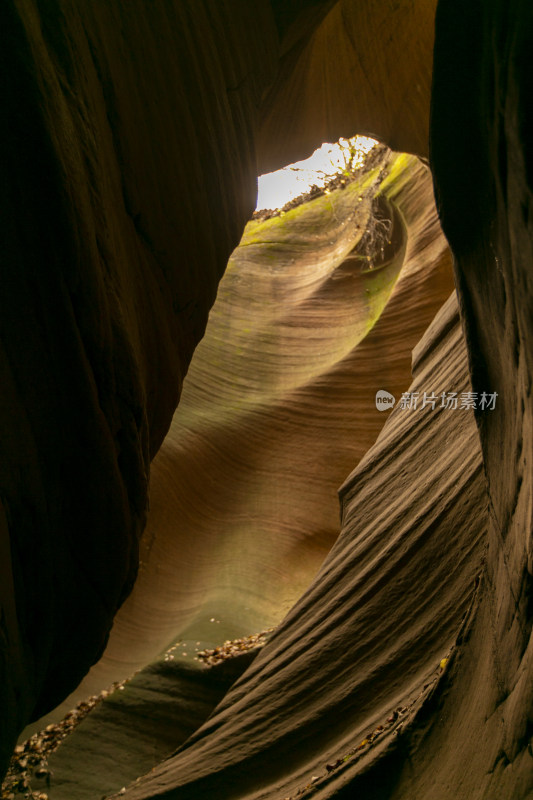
xmin=257 ymin=0 xmax=438 ymax=172
xmin=0 ymin=0 xmax=278 ymax=775
xmin=420 ymin=2 xmax=533 ymax=796
xmin=1 ymin=1 xmax=532 ymax=798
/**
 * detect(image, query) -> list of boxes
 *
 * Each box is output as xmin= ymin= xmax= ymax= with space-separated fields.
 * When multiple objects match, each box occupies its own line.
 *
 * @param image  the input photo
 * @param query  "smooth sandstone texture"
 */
xmin=257 ymin=0 xmax=438 ymax=173
xmin=0 ymin=0 xmax=279 ymax=775
xmin=107 ymin=292 xmax=487 ymax=800
xmin=38 ymin=152 xmax=452 ymax=724
xmin=42 ymin=652 xmax=262 ymax=800
xmin=1 ymin=0 xmax=532 ymax=798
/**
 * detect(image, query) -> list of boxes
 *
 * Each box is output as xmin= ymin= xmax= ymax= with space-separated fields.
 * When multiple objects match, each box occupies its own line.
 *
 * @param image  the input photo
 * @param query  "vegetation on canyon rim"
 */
xmin=254 ymin=137 xmax=395 ymax=268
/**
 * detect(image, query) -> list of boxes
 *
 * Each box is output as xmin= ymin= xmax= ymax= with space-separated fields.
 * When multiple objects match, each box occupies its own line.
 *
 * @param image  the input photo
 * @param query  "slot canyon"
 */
xmin=0 ymin=1 xmax=531 ymax=798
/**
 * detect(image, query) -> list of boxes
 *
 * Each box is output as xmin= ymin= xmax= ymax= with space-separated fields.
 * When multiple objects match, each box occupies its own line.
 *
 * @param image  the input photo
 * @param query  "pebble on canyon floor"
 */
xmin=3 ymin=630 xmax=275 ymax=796
xmin=196 ymin=629 xmax=274 ymax=666
xmin=1 ymin=682 xmax=128 ymax=800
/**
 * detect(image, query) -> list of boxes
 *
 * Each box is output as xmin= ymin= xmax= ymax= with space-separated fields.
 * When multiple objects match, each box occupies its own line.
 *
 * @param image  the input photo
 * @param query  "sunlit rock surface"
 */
xmin=2 ymin=0 xmax=532 ymax=798
xmin=44 ymin=152 xmax=452 ymax=716
xmin=1 ymin=0 xmax=441 ymax=770
xmin=103 ymin=291 xmax=487 ymax=800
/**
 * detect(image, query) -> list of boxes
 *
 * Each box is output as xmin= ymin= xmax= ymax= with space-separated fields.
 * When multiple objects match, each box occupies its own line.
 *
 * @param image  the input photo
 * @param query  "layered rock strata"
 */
xmin=419 ymin=1 xmax=533 ymax=795
xmin=105 ymin=291 xmax=487 ymax=799
xmin=41 ymin=152 xmax=453 ymax=717
xmin=0 ymin=0 xmax=278 ymax=776
xmin=2 ymin=1 xmax=532 ymax=798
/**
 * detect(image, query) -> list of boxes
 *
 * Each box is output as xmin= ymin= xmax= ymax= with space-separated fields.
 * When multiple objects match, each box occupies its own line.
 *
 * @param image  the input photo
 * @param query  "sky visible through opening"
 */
xmin=256 ymin=136 xmax=378 ymax=211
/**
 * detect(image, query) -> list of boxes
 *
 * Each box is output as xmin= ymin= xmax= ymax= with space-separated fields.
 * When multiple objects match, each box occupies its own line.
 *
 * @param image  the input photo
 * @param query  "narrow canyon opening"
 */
xmin=5 ymin=136 xmax=458 ymax=800
xmin=2 ymin=3 xmax=531 ymax=798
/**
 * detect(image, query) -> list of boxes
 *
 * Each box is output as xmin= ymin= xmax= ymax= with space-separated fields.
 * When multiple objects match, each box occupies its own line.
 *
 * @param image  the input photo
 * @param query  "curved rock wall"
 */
xmin=2 ymin=0 xmax=532 ymax=798
xmin=420 ymin=0 xmax=533 ymax=796
xmin=257 ymin=0 xmax=438 ymax=173
xmin=49 ymin=153 xmax=452 ymax=712
xmin=0 ymin=0 xmax=278 ymax=776
xmin=105 ymin=291 xmax=487 ymax=800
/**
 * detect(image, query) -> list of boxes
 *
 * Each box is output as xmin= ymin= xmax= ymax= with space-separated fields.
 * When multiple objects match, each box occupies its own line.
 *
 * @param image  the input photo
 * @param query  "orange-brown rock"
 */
xmin=43 ymin=152 xmax=452 ymax=712
xmin=0 ymin=0 xmax=278 ymax=774
xmin=257 ymin=0 xmax=438 ymax=173
xmin=1 ymin=1 xmax=532 ymax=798
xmin=105 ymin=292 xmax=487 ymax=800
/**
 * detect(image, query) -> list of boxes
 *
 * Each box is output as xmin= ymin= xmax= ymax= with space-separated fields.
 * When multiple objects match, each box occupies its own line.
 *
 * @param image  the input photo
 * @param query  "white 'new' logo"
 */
xmin=375 ymin=390 xmax=396 ymax=411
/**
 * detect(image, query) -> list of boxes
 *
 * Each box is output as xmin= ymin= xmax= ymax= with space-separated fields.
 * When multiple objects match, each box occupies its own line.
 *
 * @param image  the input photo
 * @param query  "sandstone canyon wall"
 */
xmin=42 ymin=151 xmax=452 ymax=717
xmin=0 ymin=0 xmax=278 ymax=776
xmin=1 ymin=1 xmax=532 ymax=799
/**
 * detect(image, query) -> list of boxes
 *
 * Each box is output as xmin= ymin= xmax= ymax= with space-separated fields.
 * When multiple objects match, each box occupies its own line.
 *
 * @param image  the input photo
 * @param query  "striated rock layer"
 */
xmin=1 ymin=0 xmax=442 ymax=772
xmin=0 ymin=0 xmax=279 ymax=776
xmin=418 ymin=1 xmax=533 ymax=796
xmin=108 ymin=292 xmax=487 ymax=799
xmin=2 ymin=0 xmax=532 ymax=798
xmin=42 ymin=152 xmax=453 ymax=717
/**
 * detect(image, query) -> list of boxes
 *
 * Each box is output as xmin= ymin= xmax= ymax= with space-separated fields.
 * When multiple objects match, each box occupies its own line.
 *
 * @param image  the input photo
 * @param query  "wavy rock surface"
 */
xmin=15 ymin=151 xmax=454 ymax=794
xmin=0 ymin=0 xmax=278 ymax=775
xmin=418 ymin=1 xmax=533 ymax=796
xmin=2 ymin=1 xmax=532 ymax=798
xmin=105 ymin=292 xmax=487 ymax=799
xmin=1 ymin=0 xmax=441 ymax=772
xmin=42 ymin=153 xmax=453 ymax=718
xmin=39 ymin=652 xmax=261 ymax=800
